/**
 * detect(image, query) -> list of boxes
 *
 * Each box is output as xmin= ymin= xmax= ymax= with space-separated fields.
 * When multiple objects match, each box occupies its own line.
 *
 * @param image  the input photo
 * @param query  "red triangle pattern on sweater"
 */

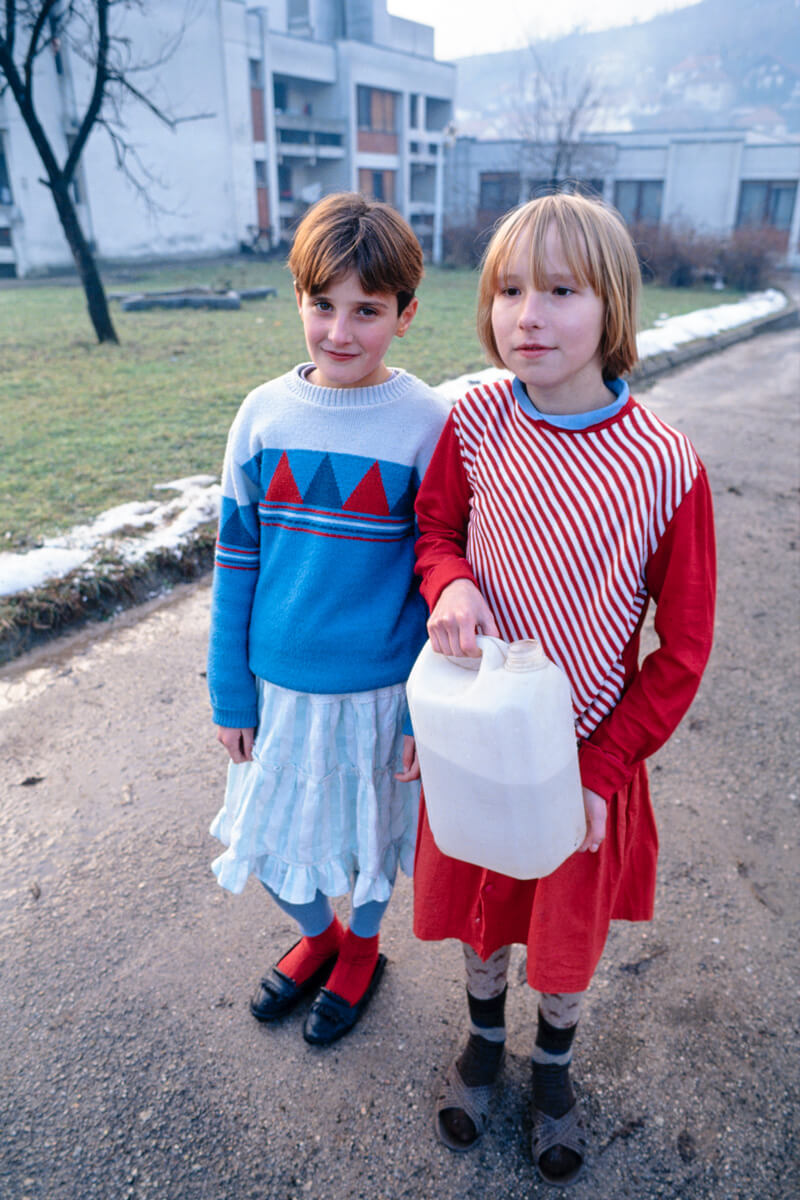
xmin=264 ymin=452 xmax=303 ymax=504
xmin=342 ymin=461 xmax=390 ymax=516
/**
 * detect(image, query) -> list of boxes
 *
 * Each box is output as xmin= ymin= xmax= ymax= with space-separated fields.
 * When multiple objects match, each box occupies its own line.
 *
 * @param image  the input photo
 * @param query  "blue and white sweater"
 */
xmin=207 ymin=365 xmax=449 ymax=728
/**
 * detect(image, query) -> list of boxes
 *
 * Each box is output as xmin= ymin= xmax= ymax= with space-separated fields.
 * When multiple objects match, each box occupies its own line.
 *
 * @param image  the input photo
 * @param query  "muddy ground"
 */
xmin=0 ymin=327 xmax=798 ymax=1199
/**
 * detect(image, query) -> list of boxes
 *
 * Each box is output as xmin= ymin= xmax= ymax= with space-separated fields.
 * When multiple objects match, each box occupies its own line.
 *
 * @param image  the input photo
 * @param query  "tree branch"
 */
xmin=63 ymin=0 xmax=110 ymax=181
xmin=23 ymin=0 xmax=59 ymax=103
xmin=3 ymin=1 xmax=17 ymax=57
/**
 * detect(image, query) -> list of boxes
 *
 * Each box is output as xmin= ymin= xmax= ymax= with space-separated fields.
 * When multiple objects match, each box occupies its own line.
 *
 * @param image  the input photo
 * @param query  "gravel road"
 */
xmin=1 ymin=327 xmax=798 ymax=1200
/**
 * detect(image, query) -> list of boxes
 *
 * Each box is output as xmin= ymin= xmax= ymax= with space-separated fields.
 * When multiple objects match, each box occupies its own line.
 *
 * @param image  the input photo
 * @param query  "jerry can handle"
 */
xmin=443 ymin=633 xmax=509 ymax=672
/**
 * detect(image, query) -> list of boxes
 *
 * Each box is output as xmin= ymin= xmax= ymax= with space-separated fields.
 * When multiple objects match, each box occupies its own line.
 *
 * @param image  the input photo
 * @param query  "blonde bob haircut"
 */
xmin=477 ymin=192 xmax=641 ymax=380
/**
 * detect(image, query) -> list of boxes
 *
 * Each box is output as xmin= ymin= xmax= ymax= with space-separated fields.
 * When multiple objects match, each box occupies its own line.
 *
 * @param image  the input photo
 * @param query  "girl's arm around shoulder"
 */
xmin=579 ymin=466 xmax=717 ymax=799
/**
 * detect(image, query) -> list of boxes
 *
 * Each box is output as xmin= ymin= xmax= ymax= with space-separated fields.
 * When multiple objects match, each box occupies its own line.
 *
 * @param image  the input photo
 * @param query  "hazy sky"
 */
xmin=387 ymin=0 xmax=702 ymax=59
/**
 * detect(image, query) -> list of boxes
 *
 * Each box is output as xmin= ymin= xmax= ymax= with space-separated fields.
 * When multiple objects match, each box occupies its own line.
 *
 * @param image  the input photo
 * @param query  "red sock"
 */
xmin=277 ymin=916 xmax=343 ymax=985
xmin=325 ymin=928 xmax=380 ymax=1006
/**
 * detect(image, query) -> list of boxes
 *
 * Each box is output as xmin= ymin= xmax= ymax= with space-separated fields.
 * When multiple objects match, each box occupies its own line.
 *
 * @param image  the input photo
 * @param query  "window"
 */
xmin=357 ymin=87 xmax=396 ymax=132
xmin=529 ymin=179 xmax=604 ymax=199
xmin=64 ymin=134 xmax=83 ymax=205
xmin=479 ymin=172 xmax=520 ymax=212
xmin=273 ymin=79 xmax=288 ymax=113
xmin=288 ymin=0 xmax=310 ymax=32
xmin=0 ymin=226 xmax=11 ymax=247
xmin=614 ymin=180 xmax=663 ymax=225
xmin=737 ymin=180 xmax=797 ymax=231
xmin=250 ymin=65 xmax=266 ymax=141
xmin=48 ymin=15 xmax=63 ymax=76
xmin=254 ymin=160 xmax=267 ymax=188
xmin=409 ymin=94 xmax=420 ymax=128
xmin=358 ymin=169 xmax=396 ymax=205
xmin=0 ymin=138 xmax=13 ymax=206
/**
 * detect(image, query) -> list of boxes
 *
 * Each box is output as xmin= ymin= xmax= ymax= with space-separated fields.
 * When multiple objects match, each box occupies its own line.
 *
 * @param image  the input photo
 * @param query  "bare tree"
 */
xmin=0 ymin=2 xmax=193 ymax=343
xmin=513 ymin=46 xmax=608 ymax=193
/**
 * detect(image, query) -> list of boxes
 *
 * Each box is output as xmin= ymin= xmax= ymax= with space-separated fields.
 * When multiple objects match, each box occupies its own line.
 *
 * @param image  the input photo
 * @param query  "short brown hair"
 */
xmin=289 ymin=192 xmax=424 ymax=314
xmin=477 ymin=193 xmax=641 ymax=380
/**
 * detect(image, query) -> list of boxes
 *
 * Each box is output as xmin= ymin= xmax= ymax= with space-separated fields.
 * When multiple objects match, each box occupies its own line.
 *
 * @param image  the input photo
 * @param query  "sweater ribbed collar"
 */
xmin=286 ymin=364 xmax=415 ymax=408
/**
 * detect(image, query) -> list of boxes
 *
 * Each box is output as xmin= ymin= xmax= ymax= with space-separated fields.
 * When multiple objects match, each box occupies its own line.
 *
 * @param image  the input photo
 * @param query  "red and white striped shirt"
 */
xmin=415 ymin=380 xmax=716 ymax=797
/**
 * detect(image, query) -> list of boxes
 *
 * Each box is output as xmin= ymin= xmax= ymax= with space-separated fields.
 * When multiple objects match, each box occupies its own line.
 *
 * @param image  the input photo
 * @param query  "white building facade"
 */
xmin=0 ymin=0 xmax=455 ymax=277
xmin=446 ymin=128 xmax=800 ymax=270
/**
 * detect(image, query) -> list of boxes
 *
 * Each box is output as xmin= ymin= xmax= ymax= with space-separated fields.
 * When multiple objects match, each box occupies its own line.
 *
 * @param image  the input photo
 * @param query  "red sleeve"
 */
xmin=578 ymin=467 xmax=716 ymax=799
xmin=414 ymin=412 xmax=478 ymax=611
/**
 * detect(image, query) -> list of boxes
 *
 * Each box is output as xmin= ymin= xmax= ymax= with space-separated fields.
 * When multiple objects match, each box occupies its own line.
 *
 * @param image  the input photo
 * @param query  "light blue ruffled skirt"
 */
xmin=209 ymin=677 xmax=419 ymax=907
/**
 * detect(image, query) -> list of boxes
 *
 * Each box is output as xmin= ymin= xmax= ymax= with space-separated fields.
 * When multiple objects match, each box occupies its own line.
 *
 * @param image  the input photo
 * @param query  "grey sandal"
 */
xmin=433 ymin=1054 xmax=503 ymax=1153
xmin=531 ymin=1102 xmax=587 ymax=1186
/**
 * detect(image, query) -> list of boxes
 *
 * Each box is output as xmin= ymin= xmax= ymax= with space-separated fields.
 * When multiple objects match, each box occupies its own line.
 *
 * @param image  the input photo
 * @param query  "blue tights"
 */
xmin=261 ymin=883 xmax=389 ymax=939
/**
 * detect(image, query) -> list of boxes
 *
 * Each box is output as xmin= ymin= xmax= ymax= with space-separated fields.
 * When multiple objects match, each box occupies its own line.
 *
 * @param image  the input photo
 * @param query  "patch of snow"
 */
xmin=0 ymin=290 xmax=788 ymax=600
xmin=636 ymin=288 xmax=786 ymax=356
xmin=0 ymin=476 xmax=220 ymax=598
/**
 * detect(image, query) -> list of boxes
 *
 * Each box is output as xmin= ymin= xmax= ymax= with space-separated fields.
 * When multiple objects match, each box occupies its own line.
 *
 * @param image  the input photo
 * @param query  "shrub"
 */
xmin=630 ymin=223 xmax=720 ymax=288
xmin=714 ymin=226 xmax=784 ymax=291
xmin=630 ymin=221 xmax=783 ymax=291
xmin=442 ymin=223 xmax=494 ymax=268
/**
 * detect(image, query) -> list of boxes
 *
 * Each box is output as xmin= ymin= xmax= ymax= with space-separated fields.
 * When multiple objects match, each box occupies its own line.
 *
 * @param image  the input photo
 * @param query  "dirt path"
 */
xmin=1 ymin=327 xmax=798 ymax=1199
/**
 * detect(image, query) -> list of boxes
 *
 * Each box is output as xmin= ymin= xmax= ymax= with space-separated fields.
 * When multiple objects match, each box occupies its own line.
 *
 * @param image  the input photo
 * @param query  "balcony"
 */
xmin=275 ymin=113 xmax=346 ymax=160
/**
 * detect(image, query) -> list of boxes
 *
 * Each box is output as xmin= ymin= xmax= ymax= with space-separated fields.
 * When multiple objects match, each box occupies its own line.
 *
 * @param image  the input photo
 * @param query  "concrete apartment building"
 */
xmin=446 ymin=128 xmax=800 ymax=270
xmin=2 ymin=3 xmax=798 ymax=279
xmin=0 ymin=0 xmax=455 ymax=277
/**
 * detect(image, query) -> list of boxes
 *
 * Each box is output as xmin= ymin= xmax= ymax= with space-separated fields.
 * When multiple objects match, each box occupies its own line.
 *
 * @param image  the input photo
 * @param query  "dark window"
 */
xmin=48 ymin=15 xmax=63 ymax=75
xmin=479 ymin=172 xmax=520 ymax=212
xmin=254 ymin=160 xmax=267 ymax=188
xmin=288 ymin=0 xmax=310 ymax=32
xmin=0 ymin=139 xmax=12 ymax=206
xmin=358 ymin=168 xmax=395 ymax=204
xmin=356 ymin=86 xmax=396 ymax=132
xmin=65 ymin=134 xmax=82 ymax=205
xmin=529 ymin=179 xmax=604 ymax=198
xmin=737 ymin=180 xmax=797 ymax=231
xmin=0 ymin=226 xmax=11 ymax=246
xmin=273 ymin=79 xmax=288 ymax=112
xmin=614 ymin=180 xmax=663 ymax=225
xmin=278 ymin=164 xmax=292 ymax=201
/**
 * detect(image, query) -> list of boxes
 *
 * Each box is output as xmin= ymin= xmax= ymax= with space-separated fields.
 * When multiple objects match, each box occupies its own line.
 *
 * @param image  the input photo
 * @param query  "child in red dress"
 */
xmin=412 ymin=193 xmax=716 ymax=1184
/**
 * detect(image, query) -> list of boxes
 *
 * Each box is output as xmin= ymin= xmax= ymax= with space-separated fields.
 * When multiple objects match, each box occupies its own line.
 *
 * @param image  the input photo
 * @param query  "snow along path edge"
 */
xmin=1 ymin=288 xmax=797 ymax=664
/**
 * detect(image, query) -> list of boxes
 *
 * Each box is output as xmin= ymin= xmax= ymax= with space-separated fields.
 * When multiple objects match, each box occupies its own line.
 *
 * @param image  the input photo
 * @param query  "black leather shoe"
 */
xmin=249 ymin=948 xmax=338 ymax=1022
xmin=302 ymin=954 xmax=387 ymax=1045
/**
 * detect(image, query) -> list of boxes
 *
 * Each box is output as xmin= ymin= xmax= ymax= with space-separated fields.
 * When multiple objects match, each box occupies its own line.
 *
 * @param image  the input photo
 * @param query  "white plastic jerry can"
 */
xmin=406 ymin=636 xmax=586 ymax=880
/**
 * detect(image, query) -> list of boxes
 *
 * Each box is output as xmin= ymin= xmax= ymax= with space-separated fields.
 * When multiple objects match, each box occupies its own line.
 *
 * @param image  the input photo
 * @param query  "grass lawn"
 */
xmin=1 ymin=258 xmax=742 ymax=549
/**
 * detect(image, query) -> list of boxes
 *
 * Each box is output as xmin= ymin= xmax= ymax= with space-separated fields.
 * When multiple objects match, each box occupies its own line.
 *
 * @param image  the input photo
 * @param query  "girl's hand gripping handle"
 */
xmin=216 ymin=726 xmax=256 ymax=763
xmin=427 ymin=578 xmax=500 ymax=658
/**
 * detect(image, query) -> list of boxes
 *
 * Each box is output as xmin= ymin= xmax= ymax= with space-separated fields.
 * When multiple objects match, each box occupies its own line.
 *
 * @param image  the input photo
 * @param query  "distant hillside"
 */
xmin=453 ymin=0 xmax=800 ymax=138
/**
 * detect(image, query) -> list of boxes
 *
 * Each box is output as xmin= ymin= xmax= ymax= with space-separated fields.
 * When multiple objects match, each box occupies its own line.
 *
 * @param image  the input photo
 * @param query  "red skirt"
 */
xmin=412 ymin=762 xmax=658 ymax=993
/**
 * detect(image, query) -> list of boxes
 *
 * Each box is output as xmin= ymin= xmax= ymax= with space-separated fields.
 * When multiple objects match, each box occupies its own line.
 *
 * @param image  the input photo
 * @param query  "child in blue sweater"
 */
xmin=207 ymin=193 xmax=448 ymax=1045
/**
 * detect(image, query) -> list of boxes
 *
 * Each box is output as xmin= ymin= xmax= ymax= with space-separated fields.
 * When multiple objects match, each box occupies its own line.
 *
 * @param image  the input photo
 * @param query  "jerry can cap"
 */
xmin=504 ymin=639 xmax=549 ymax=671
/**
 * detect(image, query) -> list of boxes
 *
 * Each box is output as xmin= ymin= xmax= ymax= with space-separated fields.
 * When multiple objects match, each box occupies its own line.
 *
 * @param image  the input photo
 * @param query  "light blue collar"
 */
xmin=511 ymin=377 xmax=630 ymax=430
